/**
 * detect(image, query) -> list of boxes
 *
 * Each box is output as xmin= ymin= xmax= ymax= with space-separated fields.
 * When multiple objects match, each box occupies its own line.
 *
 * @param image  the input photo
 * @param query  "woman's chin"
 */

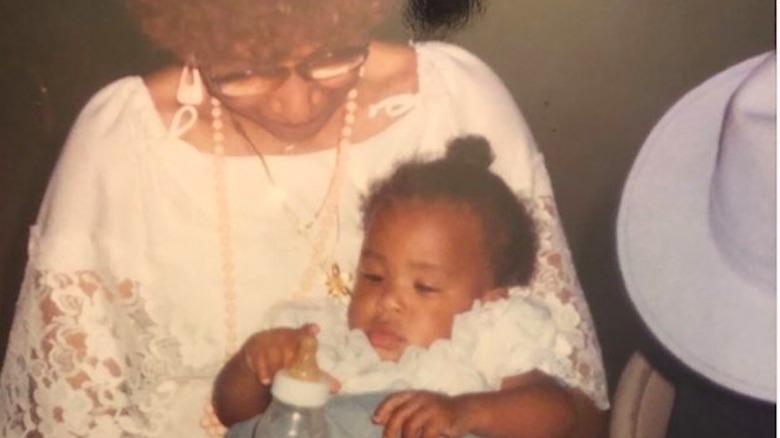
xmin=262 ymin=118 xmax=331 ymax=145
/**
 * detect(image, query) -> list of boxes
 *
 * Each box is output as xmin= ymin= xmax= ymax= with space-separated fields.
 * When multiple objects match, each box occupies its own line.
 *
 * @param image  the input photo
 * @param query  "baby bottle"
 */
xmin=252 ymin=336 xmax=330 ymax=438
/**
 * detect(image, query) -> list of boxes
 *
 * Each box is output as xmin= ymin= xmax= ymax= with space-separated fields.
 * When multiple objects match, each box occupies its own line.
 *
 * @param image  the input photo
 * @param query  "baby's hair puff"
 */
xmin=362 ymin=136 xmax=538 ymax=287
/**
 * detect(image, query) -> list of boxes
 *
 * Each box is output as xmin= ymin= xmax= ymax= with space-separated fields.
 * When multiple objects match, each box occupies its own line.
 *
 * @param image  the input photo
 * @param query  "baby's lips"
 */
xmin=366 ymin=329 xmax=404 ymax=350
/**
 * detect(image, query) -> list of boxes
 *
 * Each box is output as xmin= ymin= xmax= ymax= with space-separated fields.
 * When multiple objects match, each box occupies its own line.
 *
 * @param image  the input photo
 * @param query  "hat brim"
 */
xmin=617 ymin=53 xmax=776 ymax=402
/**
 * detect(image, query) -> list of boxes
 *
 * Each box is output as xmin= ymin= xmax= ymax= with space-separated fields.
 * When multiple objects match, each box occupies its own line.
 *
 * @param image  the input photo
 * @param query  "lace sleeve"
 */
xmin=0 ymin=256 xmax=178 ymax=437
xmin=519 ymin=195 xmax=610 ymax=410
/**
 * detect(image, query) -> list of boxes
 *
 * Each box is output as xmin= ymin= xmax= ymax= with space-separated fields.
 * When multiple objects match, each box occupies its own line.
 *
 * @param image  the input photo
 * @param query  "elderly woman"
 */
xmin=0 ymin=0 xmax=608 ymax=437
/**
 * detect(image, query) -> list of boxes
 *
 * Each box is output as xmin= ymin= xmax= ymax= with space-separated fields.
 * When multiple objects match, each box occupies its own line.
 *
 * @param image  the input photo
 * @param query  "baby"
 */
xmin=216 ymin=137 xmax=579 ymax=438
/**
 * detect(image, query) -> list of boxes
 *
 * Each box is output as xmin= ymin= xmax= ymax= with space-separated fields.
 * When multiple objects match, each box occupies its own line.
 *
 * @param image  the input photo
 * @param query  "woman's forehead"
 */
xmin=207 ymin=39 xmax=366 ymax=73
xmin=209 ymin=45 xmax=317 ymax=70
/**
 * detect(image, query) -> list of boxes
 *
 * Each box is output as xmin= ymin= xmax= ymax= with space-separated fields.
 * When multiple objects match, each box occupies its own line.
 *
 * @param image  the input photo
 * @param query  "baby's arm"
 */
xmin=373 ymin=369 xmax=605 ymax=438
xmin=212 ymin=324 xmax=320 ymax=426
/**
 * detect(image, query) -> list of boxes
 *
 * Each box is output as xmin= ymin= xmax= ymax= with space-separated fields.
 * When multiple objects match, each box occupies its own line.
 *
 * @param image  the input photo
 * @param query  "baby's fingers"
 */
xmin=255 ymin=347 xmax=293 ymax=385
xmin=373 ymin=391 xmax=415 ymax=424
xmin=243 ymin=327 xmax=316 ymax=386
xmin=253 ymin=352 xmax=274 ymax=386
xmin=402 ymin=408 xmax=435 ymax=438
xmin=374 ymin=392 xmax=422 ymax=438
xmin=300 ymin=323 xmax=320 ymax=336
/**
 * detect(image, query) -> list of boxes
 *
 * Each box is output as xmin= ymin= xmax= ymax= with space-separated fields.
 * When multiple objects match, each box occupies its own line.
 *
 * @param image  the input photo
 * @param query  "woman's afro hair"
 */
xmin=124 ymin=0 xmax=401 ymax=66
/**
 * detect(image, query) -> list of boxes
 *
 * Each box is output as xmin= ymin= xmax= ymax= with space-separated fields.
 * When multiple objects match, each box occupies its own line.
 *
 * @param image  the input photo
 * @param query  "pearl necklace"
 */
xmin=199 ymin=84 xmax=359 ymax=437
xmin=200 ymin=96 xmax=233 ymax=437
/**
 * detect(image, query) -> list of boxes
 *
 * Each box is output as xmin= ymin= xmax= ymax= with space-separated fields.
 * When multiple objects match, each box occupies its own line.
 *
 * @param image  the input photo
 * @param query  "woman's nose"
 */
xmin=268 ymin=73 xmax=322 ymax=124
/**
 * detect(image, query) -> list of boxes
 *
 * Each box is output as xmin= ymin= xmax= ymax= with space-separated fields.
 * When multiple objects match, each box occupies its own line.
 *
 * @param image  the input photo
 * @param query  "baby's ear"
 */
xmin=481 ymin=286 xmax=508 ymax=302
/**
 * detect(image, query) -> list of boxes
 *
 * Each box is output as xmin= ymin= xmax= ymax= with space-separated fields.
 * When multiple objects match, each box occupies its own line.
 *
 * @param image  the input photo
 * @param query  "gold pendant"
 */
xmin=326 ymin=263 xmax=352 ymax=300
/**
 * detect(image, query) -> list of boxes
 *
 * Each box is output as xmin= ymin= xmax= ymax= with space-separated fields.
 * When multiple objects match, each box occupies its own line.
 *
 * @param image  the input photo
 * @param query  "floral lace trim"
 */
xmin=0 ymin=268 xmax=184 ymax=437
xmin=520 ymin=195 xmax=610 ymax=410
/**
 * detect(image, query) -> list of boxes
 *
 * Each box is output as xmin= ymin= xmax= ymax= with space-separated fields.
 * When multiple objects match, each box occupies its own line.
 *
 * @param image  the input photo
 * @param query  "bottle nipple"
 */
xmin=271 ymin=334 xmax=329 ymax=407
xmin=287 ymin=335 xmax=322 ymax=382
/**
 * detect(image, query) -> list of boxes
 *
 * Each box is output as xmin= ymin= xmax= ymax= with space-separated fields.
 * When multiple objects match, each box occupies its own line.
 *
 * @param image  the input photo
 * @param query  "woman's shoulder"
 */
xmin=69 ymin=75 xmax=164 ymax=147
xmin=412 ymin=41 xmax=540 ymax=179
xmin=366 ymin=40 xmax=509 ymax=99
xmin=415 ymin=41 xmax=490 ymax=69
xmin=79 ymin=75 xmax=154 ymax=121
xmin=48 ymin=75 xmax=164 ymax=205
xmin=35 ymin=76 xmax=159 ymax=252
xmin=414 ymin=41 xmax=512 ymax=98
xmin=413 ymin=41 xmax=526 ymax=129
xmin=362 ymin=41 xmax=418 ymax=107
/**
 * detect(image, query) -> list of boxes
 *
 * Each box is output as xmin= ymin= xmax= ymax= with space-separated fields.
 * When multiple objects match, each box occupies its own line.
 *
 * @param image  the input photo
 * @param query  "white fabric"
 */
xmin=0 ymin=42 xmax=608 ymax=438
xmin=260 ymin=293 xmax=577 ymax=397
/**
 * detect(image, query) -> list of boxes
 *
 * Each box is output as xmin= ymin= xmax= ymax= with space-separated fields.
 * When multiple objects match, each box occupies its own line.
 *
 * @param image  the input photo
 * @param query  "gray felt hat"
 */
xmin=617 ymin=52 xmax=776 ymax=402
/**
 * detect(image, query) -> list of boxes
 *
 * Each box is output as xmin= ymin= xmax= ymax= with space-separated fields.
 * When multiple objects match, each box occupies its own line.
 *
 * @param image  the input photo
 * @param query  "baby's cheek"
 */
xmin=346 ymin=297 xmax=369 ymax=330
xmin=418 ymin=311 xmax=457 ymax=346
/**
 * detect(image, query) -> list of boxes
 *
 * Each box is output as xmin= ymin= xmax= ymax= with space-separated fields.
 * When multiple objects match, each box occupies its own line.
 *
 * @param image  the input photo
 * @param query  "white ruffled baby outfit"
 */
xmin=261 ymin=291 xmax=579 ymax=397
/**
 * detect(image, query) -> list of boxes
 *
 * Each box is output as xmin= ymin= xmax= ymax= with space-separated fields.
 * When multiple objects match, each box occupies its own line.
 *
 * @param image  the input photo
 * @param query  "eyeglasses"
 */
xmin=205 ymin=45 xmax=369 ymax=98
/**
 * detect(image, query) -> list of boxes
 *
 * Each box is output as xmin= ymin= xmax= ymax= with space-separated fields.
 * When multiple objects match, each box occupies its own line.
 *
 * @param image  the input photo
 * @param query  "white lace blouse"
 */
xmin=0 ymin=41 xmax=608 ymax=438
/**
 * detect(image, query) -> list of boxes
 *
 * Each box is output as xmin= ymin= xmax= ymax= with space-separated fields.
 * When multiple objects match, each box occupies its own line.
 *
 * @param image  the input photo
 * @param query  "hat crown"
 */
xmin=710 ymin=54 xmax=777 ymax=291
xmin=617 ymin=52 xmax=777 ymax=402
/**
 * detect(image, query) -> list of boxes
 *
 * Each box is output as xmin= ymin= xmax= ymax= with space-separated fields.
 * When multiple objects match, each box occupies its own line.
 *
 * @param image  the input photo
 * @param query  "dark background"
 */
xmin=0 ymin=0 xmax=775 ymax=434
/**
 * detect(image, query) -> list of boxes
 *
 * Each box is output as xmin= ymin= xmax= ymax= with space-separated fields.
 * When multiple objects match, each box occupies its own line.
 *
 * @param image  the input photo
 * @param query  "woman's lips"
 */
xmin=367 ymin=329 xmax=404 ymax=351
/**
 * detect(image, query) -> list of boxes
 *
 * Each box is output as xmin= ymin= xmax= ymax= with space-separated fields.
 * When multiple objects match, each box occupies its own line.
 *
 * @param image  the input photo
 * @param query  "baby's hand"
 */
xmin=241 ymin=323 xmax=319 ymax=386
xmin=373 ymin=390 xmax=469 ymax=438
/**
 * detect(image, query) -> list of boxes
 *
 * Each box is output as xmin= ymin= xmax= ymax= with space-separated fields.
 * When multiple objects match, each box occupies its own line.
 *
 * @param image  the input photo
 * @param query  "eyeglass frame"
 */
xmin=201 ymin=44 xmax=370 ymax=98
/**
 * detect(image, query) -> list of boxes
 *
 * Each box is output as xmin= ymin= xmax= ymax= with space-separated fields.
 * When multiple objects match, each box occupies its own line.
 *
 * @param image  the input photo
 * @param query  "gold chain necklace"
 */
xmin=229 ymin=89 xmax=357 ymax=301
xmin=200 ymin=87 xmax=357 ymax=437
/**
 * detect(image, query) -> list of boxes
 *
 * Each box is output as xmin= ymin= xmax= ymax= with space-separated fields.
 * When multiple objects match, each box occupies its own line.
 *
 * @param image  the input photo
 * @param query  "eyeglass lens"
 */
xmin=214 ymin=46 xmax=367 ymax=97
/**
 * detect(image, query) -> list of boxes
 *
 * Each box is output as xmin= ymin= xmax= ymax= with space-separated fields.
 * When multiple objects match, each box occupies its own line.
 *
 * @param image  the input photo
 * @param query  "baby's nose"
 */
xmin=377 ymin=288 xmax=405 ymax=313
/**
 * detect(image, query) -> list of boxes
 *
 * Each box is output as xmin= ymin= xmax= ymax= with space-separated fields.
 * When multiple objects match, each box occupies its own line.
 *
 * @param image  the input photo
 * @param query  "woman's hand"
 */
xmin=242 ymin=323 xmax=320 ymax=385
xmin=373 ymin=390 xmax=470 ymax=438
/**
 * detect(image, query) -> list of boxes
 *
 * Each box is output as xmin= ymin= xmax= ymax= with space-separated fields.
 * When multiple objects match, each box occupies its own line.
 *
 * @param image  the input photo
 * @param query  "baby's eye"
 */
xmin=360 ymin=272 xmax=384 ymax=283
xmin=414 ymin=282 xmax=440 ymax=294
